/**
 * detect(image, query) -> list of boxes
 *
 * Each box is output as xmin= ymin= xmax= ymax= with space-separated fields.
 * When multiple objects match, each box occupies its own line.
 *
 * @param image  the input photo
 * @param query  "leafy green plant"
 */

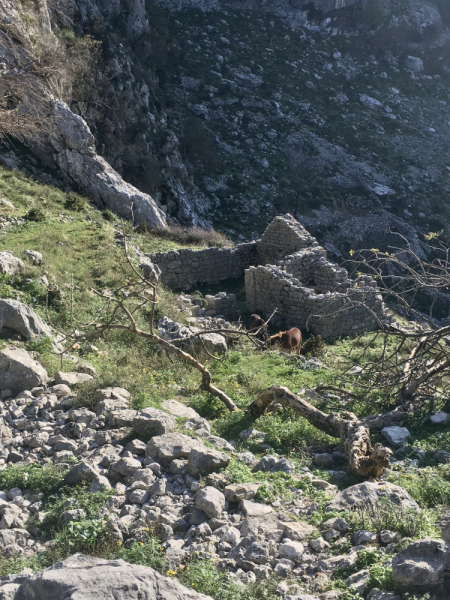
xmin=367 ymin=564 xmax=395 ymax=593
xmin=0 ymin=463 xmax=68 ymax=497
xmin=115 ymin=537 xmax=165 ymax=571
xmin=28 ymin=335 xmax=54 ymax=354
xmin=388 ymin=471 xmax=450 ymax=508
xmin=179 ymin=559 xmax=246 ymax=600
xmin=102 ymin=209 xmax=115 ymax=221
xmin=344 ymin=498 xmax=440 ymax=539
xmin=58 ymin=519 xmax=106 ymax=551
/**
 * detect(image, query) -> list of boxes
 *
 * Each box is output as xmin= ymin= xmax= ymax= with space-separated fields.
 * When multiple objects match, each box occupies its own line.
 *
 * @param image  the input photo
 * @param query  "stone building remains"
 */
xmin=144 ymin=214 xmax=385 ymax=340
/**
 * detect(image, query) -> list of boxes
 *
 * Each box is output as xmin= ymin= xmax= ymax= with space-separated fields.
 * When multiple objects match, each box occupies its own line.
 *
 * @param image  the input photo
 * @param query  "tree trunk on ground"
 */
xmin=246 ymin=385 xmax=393 ymax=478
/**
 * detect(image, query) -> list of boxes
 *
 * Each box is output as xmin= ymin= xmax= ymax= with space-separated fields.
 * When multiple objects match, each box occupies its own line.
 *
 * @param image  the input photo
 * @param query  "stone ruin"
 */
xmin=145 ymin=214 xmax=385 ymax=340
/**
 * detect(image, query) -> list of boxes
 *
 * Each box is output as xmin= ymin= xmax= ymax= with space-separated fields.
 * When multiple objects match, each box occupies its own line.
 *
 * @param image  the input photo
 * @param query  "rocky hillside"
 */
xmin=1 ymin=0 xmax=443 ymax=252
xmin=0 ymin=166 xmax=448 ymax=599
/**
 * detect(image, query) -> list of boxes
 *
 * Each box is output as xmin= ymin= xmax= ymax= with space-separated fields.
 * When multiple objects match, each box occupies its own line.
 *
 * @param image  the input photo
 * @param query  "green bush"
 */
xmin=57 ymin=519 xmax=107 ymax=552
xmin=102 ymin=209 xmax=115 ymax=221
xmin=388 ymin=471 xmax=450 ymax=508
xmin=65 ymin=194 xmax=86 ymax=212
xmin=0 ymin=463 xmax=67 ymax=496
xmin=115 ymin=537 xmax=165 ymax=571
xmin=26 ymin=207 xmax=46 ymax=222
xmin=40 ymin=486 xmax=114 ymax=536
xmin=179 ymin=559 xmax=246 ymax=600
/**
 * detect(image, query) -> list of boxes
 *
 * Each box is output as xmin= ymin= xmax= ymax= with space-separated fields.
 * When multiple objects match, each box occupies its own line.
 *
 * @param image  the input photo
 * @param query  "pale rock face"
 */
xmin=0 ymin=251 xmax=24 ymax=276
xmin=0 ymin=299 xmax=54 ymax=342
xmin=0 ymin=554 xmax=214 ymax=600
xmin=327 ymin=481 xmax=418 ymax=512
xmin=392 ymin=539 xmax=450 ymax=593
xmin=132 ymin=407 xmax=176 ymax=436
xmin=0 ymin=347 xmax=48 ymax=395
xmin=195 ymin=486 xmax=225 ymax=519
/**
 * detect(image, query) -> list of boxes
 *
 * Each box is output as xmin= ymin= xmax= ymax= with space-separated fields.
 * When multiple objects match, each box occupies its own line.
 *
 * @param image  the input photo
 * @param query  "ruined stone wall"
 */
xmin=281 ymin=248 xmax=350 ymax=293
xmin=146 ymin=242 xmax=257 ymax=290
xmin=245 ymin=264 xmax=384 ymax=340
xmin=255 ymin=214 xmax=317 ymax=265
xmin=145 ymin=213 xmax=385 ymax=339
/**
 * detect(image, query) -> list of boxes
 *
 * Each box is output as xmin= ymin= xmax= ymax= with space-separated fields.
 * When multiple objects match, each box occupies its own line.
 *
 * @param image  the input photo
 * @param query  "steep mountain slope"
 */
xmin=2 ymin=0 xmax=450 ymax=249
xmin=37 ymin=0 xmax=450 ymax=252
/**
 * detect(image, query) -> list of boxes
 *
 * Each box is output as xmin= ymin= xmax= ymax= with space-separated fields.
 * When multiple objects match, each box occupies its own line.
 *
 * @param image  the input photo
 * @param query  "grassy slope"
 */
xmin=0 ymin=167 xmax=449 ymax=598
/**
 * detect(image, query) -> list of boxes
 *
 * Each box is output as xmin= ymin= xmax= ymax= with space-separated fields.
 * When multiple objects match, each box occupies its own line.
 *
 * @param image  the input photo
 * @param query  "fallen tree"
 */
xmin=247 ymin=385 xmax=393 ymax=478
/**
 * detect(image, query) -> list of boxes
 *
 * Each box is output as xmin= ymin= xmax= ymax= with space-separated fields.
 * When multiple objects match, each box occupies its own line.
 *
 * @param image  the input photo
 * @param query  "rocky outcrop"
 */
xmin=1 ymin=554 xmax=213 ymax=600
xmin=0 ymin=347 xmax=48 ymax=394
xmin=0 ymin=0 xmax=165 ymax=230
xmin=392 ymin=539 xmax=450 ymax=596
xmin=326 ymin=482 xmax=419 ymax=512
xmin=0 ymin=299 xmax=54 ymax=342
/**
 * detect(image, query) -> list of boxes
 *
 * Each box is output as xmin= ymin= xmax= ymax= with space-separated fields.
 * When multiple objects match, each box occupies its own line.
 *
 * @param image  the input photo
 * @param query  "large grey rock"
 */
xmin=224 ymin=483 xmax=262 ymax=502
xmin=4 ymin=553 xmax=212 ymax=600
xmin=0 ymin=299 xmax=54 ymax=342
xmin=326 ymin=482 xmax=418 ymax=512
xmin=0 ymin=252 xmax=23 ymax=276
xmin=430 ymin=412 xmax=450 ymax=425
xmin=54 ymin=371 xmax=94 ymax=386
xmin=146 ymin=433 xmax=203 ymax=462
xmin=108 ymin=409 xmax=137 ymax=428
xmin=406 ymin=55 xmax=424 ymax=73
xmin=381 ymin=426 xmax=411 ymax=447
xmin=158 ymin=316 xmax=227 ymax=356
xmin=187 ymin=447 xmax=230 ymax=477
xmin=282 ymin=521 xmax=317 ymax=541
xmin=392 ymin=539 xmax=450 ymax=594
xmin=0 ymin=347 xmax=48 ymax=395
xmin=132 ymin=407 xmax=176 ymax=436
xmin=195 ymin=487 xmax=225 ymax=519
xmin=161 ymin=399 xmax=199 ymax=419
xmin=239 ymin=500 xmax=273 ymax=517
xmin=66 ymin=460 xmax=100 ymax=485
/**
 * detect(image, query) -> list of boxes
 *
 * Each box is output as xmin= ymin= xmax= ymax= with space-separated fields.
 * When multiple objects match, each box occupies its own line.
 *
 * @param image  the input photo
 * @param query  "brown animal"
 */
xmin=248 ymin=314 xmax=267 ymax=341
xmin=267 ymin=328 xmax=302 ymax=354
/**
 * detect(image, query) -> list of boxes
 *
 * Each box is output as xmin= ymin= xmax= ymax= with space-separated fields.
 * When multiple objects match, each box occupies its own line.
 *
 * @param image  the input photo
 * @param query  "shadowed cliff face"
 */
xmin=0 ymin=0 xmax=166 ymax=229
xmin=1 ymin=0 xmax=450 ymax=251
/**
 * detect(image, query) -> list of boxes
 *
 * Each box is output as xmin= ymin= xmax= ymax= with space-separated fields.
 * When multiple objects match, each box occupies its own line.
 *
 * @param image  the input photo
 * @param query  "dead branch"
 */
xmin=246 ymin=385 xmax=392 ymax=478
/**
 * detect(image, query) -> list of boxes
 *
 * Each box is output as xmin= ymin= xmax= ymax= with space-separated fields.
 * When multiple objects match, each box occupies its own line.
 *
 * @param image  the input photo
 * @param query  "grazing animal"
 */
xmin=267 ymin=328 xmax=302 ymax=355
xmin=248 ymin=314 xmax=267 ymax=341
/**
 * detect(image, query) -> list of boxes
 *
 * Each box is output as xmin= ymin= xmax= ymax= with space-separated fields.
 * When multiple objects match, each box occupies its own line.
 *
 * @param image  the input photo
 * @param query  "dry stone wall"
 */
xmin=146 ymin=213 xmax=385 ymax=339
xmin=146 ymin=242 xmax=258 ymax=290
xmin=245 ymin=264 xmax=384 ymax=340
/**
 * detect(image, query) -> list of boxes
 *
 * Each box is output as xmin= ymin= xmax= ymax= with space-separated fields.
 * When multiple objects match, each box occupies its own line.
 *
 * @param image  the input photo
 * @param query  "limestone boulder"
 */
xmin=0 ymin=299 xmax=54 ymax=342
xmin=195 ymin=486 xmax=225 ymax=519
xmin=0 ymin=251 xmax=23 ymax=276
xmin=224 ymin=482 xmax=262 ymax=503
xmin=381 ymin=426 xmax=411 ymax=447
xmin=326 ymin=482 xmax=418 ymax=512
xmin=146 ymin=433 xmax=203 ymax=462
xmin=161 ymin=399 xmax=199 ymax=419
xmin=1 ymin=553 xmax=212 ymax=600
xmin=188 ymin=447 xmax=230 ymax=477
xmin=54 ymin=371 xmax=94 ymax=386
xmin=0 ymin=347 xmax=48 ymax=395
xmin=392 ymin=539 xmax=450 ymax=594
xmin=132 ymin=407 xmax=176 ymax=436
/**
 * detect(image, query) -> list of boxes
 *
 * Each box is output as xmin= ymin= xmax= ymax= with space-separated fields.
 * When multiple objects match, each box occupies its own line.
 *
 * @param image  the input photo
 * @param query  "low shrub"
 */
xmin=26 ymin=207 xmax=46 ymax=222
xmin=65 ymin=194 xmax=86 ymax=212
xmin=0 ymin=463 xmax=68 ymax=497
xmin=115 ymin=537 xmax=165 ymax=571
